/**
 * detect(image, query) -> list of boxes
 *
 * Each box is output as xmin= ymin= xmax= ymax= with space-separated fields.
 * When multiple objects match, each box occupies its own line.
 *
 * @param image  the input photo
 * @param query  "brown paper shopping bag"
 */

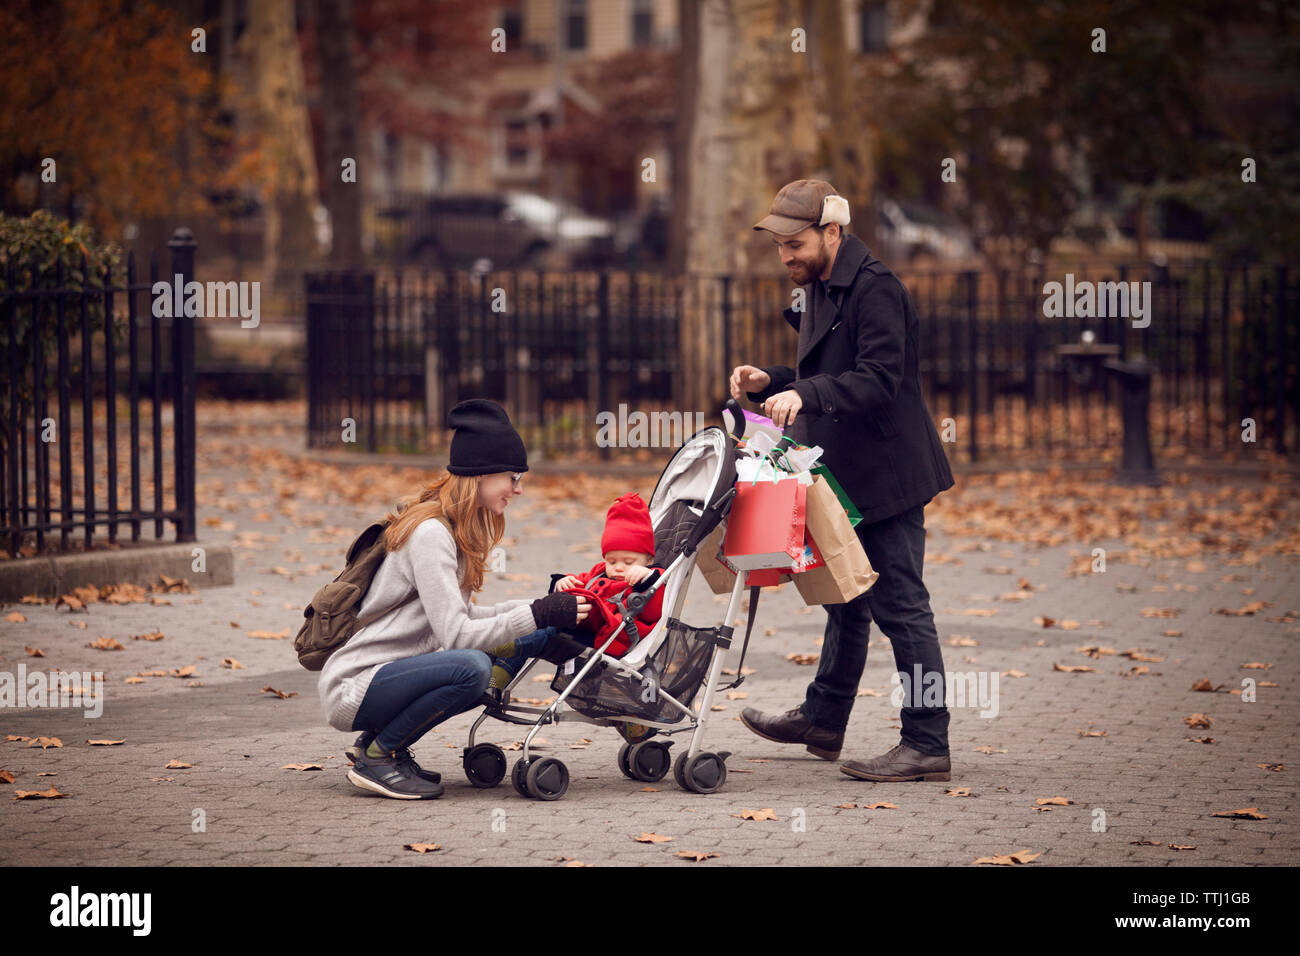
xmin=790 ymin=476 xmax=878 ymax=605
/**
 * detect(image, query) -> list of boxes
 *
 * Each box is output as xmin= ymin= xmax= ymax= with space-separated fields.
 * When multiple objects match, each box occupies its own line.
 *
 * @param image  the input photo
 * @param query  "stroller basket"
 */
xmin=550 ymin=618 xmax=717 ymax=723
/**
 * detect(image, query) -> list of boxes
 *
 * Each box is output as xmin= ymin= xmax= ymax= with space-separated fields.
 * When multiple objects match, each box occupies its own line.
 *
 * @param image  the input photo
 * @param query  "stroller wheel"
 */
xmin=672 ymin=750 xmax=689 ymax=789
xmin=680 ymin=752 xmax=728 ymax=794
xmin=525 ymin=757 xmax=569 ymax=801
xmin=463 ymin=743 xmax=507 ymax=788
xmin=628 ymin=740 xmax=672 ymax=782
xmin=617 ymin=742 xmax=636 ymax=779
xmin=511 ymin=757 xmax=533 ymax=797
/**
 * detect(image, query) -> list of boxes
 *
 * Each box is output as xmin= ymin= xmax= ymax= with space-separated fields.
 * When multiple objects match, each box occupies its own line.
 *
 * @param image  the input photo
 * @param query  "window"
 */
xmin=631 ymin=0 xmax=654 ymax=47
xmin=859 ymin=1 xmax=888 ymax=53
xmin=505 ymin=120 xmax=532 ymax=167
xmin=501 ymin=3 xmax=523 ymax=50
xmin=563 ymin=0 xmax=587 ymax=51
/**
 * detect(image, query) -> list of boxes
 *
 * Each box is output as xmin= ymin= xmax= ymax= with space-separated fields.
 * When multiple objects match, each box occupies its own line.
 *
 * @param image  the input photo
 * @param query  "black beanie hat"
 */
xmin=446 ymin=399 xmax=529 ymax=476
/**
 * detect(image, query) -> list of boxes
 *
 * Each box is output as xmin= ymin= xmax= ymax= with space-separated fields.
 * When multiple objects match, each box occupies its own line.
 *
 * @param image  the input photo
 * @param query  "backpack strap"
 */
xmin=721 ymin=585 xmax=762 ymax=691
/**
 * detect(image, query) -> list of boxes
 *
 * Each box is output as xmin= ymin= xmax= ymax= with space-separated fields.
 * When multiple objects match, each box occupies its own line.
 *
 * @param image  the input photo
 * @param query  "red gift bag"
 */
xmin=723 ymin=478 xmax=807 ymax=571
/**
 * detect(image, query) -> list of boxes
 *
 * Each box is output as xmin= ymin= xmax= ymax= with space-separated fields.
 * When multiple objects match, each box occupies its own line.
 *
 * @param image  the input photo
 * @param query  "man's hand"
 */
xmin=729 ymin=365 xmax=771 ymax=401
xmin=763 ymin=389 xmax=803 ymax=428
xmin=574 ymin=596 xmax=590 ymax=624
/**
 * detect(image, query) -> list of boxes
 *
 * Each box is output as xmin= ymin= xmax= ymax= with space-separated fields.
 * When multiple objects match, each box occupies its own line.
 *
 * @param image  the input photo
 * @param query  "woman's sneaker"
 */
xmin=347 ymin=732 xmax=441 ymax=783
xmin=347 ymin=747 xmax=445 ymax=799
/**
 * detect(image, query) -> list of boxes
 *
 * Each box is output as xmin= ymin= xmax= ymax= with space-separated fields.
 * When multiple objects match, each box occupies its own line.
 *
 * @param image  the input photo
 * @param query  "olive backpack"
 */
xmin=293 ymin=514 xmax=451 ymax=670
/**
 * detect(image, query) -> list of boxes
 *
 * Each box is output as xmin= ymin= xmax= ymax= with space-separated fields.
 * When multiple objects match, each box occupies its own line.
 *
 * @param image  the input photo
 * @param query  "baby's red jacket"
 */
xmin=563 ymin=562 xmax=665 ymax=657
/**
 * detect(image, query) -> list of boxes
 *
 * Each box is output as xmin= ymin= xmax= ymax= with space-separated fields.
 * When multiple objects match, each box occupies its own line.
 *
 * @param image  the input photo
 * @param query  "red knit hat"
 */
xmin=600 ymin=493 xmax=656 ymax=557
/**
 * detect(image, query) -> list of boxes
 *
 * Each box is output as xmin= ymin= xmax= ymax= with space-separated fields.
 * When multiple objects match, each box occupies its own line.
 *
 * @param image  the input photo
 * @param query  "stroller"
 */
xmin=461 ymin=402 xmax=760 ymax=800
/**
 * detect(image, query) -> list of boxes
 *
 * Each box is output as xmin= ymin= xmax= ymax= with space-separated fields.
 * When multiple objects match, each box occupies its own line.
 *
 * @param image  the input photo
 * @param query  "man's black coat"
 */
xmin=747 ymin=233 xmax=955 ymax=525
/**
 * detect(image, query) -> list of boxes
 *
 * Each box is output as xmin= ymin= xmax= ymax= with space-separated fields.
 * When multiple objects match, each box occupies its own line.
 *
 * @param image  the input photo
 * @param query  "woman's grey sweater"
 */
xmin=318 ymin=517 xmax=539 ymax=732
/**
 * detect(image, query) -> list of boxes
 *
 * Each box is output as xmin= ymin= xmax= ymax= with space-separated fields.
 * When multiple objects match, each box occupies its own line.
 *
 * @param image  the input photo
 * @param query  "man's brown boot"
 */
xmin=840 ymin=742 xmax=952 ymax=781
xmin=739 ymin=706 xmax=844 ymax=760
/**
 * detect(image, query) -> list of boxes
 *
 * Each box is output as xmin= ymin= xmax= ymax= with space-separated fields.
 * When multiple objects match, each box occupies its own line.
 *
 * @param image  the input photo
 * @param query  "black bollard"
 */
xmin=1104 ymin=355 xmax=1161 ymax=486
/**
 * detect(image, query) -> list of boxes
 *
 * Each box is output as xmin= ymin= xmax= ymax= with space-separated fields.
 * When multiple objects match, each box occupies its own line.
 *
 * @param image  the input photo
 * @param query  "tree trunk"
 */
xmin=250 ymin=0 xmax=319 ymax=296
xmin=677 ymin=0 xmax=820 ymax=415
xmin=316 ymin=0 xmax=363 ymax=266
xmin=806 ymin=0 xmax=876 ymax=252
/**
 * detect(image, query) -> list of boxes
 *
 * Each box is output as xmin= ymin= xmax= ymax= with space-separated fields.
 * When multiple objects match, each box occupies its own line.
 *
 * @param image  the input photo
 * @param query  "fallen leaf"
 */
xmin=972 ymin=745 xmax=1007 ymax=755
xmin=0 ymin=770 xmax=14 ymax=783
xmin=14 ymin=786 xmax=65 ymax=800
xmin=735 ymin=808 xmax=778 ymax=821
xmin=123 ymin=676 xmax=145 ymax=684
xmin=86 ymin=739 xmax=125 ymax=746
xmin=945 ymin=788 xmax=973 ymax=797
xmin=1210 ymin=807 xmax=1267 ymax=820
xmin=248 ymin=628 xmax=290 ymax=640
xmin=1168 ymin=844 xmax=1196 ymax=851
xmin=675 ymin=851 xmax=719 ymax=862
xmin=261 ymin=686 xmax=298 ymax=699
xmin=785 ymin=653 xmax=818 ymax=665
xmin=26 ymin=737 xmax=62 ymax=749
xmin=1053 ymin=664 xmax=1096 ymax=673
xmin=220 ymin=658 xmax=244 ymax=669
xmin=973 ymin=849 xmax=1039 ymax=865
xmin=864 ymin=802 xmax=898 ymax=810
xmin=404 ymin=843 xmax=443 ymax=853
xmin=634 ymin=832 xmax=674 ymax=843
xmin=1035 ymin=796 xmax=1074 ymax=806
xmin=170 ymin=666 xmax=197 ymax=678
xmin=131 ymin=630 xmax=165 ymax=642
xmin=24 ymin=646 xmax=44 ymax=657
xmin=1182 ymin=713 xmax=1213 ymax=729
xmin=87 ymin=637 xmax=125 ymax=651
xmin=1140 ymin=607 xmax=1180 ymax=618
xmin=281 ymin=763 xmax=323 ymax=771
xmin=164 ymin=759 xmax=193 ymax=769
xmin=6 ymin=611 xmax=27 ymax=623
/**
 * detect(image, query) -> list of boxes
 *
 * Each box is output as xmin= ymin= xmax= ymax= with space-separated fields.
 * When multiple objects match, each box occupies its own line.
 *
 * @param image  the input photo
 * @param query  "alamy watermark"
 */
xmin=0 ymin=665 xmax=104 ymax=718
xmin=152 ymin=273 xmax=260 ymax=328
xmin=891 ymin=665 xmax=999 ymax=718
xmin=1042 ymin=273 xmax=1151 ymax=328
xmin=595 ymin=404 xmax=707 ymax=448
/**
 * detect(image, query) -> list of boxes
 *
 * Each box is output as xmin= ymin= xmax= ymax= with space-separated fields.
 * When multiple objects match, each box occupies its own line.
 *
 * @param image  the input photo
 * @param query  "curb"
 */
xmin=0 ymin=543 xmax=235 ymax=602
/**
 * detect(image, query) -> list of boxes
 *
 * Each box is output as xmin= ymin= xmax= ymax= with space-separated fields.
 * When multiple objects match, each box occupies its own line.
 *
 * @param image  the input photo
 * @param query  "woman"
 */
xmin=318 ymin=399 xmax=590 ymax=799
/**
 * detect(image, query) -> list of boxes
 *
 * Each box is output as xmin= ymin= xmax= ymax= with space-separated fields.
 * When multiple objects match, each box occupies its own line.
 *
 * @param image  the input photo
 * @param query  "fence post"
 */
xmin=168 ymin=227 xmax=197 ymax=543
xmin=965 ymin=270 xmax=979 ymax=462
xmin=597 ymin=271 xmax=611 ymax=460
xmin=1276 ymin=266 xmax=1288 ymax=455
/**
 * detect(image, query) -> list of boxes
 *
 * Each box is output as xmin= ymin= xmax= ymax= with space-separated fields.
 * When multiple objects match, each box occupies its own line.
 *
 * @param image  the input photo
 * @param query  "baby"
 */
xmin=487 ymin=493 xmax=665 ymax=703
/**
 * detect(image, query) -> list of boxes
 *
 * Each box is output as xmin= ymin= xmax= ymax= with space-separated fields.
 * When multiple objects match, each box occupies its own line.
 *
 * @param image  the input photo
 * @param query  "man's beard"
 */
xmin=788 ymin=240 xmax=830 ymax=283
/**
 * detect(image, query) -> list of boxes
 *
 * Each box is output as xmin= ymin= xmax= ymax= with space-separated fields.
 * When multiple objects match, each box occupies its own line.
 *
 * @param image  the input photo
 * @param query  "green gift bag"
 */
xmin=811 ymin=464 xmax=863 ymax=527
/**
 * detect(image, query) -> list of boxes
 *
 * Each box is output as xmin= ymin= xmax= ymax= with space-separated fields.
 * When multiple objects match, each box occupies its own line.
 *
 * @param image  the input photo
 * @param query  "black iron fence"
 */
xmin=304 ymin=261 xmax=1297 ymax=464
xmin=0 ymin=229 xmax=197 ymax=557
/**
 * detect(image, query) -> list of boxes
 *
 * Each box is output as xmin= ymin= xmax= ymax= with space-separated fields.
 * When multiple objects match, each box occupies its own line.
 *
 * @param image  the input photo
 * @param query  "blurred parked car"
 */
xmin=374 ymin=191 xmax=625 ymax=270
xmin=875 ymin=197 xmax=975 ymax=263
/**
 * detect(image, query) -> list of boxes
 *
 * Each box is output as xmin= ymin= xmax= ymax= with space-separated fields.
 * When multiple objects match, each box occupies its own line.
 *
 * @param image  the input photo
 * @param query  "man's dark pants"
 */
xmin=801 ymin=501 xmax=951 ymax=757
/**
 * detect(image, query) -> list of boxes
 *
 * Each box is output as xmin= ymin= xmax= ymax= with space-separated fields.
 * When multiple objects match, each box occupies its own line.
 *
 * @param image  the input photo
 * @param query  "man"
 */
xmin=731 ymin=179 xmax=956 ymax=782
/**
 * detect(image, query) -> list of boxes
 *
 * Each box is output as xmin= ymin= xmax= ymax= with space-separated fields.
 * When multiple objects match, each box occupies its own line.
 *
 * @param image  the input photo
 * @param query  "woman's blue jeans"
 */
xmin=494 ymin=626 xmax=561 ymax=681
xmin=351 ymin=649 xmax=492 ymax=752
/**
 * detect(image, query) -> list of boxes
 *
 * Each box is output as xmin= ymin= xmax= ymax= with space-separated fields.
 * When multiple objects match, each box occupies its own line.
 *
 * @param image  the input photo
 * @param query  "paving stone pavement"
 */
xmin=2 ymin=405 xmax=1296 ymax=866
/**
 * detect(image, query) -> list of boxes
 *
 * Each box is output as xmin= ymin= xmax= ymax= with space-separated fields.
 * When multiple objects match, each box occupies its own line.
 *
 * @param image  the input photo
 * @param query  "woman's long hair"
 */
xmin=382 ymin=471 xmax=503 ymax=592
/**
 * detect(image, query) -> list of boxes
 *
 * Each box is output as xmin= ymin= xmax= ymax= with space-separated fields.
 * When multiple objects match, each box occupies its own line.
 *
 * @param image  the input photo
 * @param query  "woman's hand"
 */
xmin=730 ymin=365 xmax=771 ymax=401
xmin=530 ymin=592 xmax=591 ymax=629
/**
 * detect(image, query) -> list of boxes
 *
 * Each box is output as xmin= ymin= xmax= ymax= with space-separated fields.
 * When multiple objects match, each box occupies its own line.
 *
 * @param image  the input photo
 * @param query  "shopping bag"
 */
xmin=723 ymin=476 xmax=807 ymax=571
xmin=789 ymin=476 xmax=878 ymax=605
xmin=696 ymin=523 xmax=737 ymax=594
xmin=811 ymin=464 xmax=863 ymax=527
xmin=697 ymin=523 xmax=792 ymax=592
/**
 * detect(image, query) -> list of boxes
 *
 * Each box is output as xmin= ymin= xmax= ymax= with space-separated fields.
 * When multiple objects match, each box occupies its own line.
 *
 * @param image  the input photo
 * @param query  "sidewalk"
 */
xmin=2 ymin=403 xmax=1296 ymax=866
